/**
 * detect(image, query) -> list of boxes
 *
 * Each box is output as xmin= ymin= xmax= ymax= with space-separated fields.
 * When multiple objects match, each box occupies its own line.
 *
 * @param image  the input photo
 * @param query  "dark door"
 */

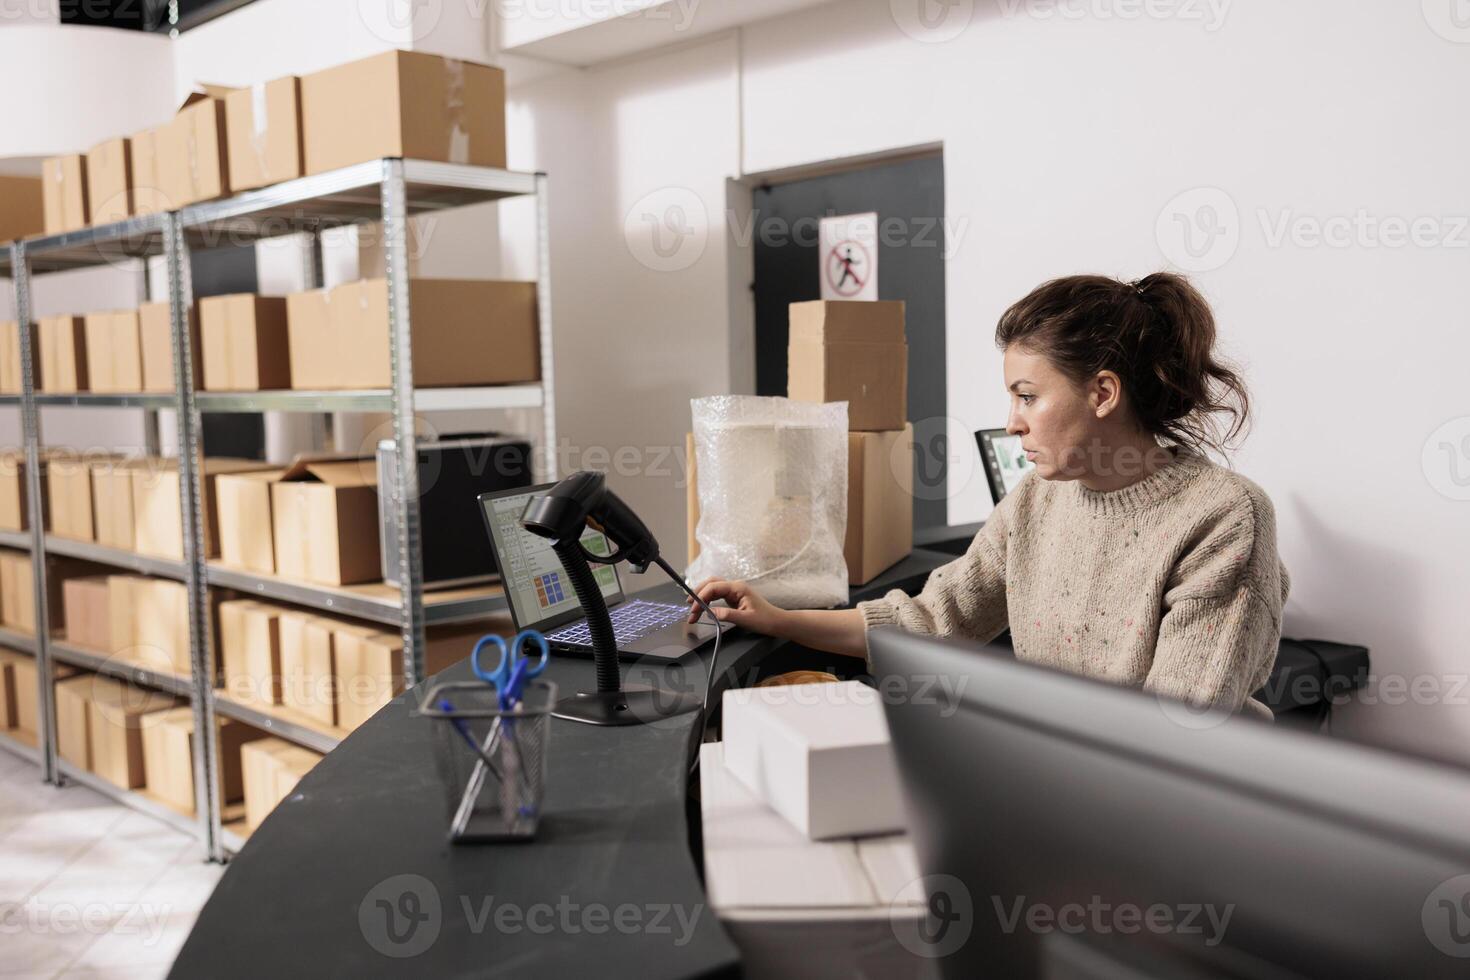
xmin=751 ymin=153 xmax=949 ymax=530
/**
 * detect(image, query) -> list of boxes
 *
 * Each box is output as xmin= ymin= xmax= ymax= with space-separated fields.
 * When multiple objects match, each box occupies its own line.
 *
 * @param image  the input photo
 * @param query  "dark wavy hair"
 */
xmin=994 ymin=272 xmax=1251 ymax=457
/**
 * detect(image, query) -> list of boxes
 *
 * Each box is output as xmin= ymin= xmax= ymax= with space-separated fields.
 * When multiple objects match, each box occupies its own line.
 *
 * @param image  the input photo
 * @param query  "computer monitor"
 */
xmin=975 ymin=428 xmax=1034 ymax=503
xmin=479 ymin=483 xmax=623 ymax=634
xmin=869 ymin=626 xmax=1470 ymax=978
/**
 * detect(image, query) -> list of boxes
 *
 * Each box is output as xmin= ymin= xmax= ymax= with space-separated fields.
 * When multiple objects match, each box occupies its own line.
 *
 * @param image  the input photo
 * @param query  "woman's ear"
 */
xmin=1092 ymin=371 xmax=1124 ymax=418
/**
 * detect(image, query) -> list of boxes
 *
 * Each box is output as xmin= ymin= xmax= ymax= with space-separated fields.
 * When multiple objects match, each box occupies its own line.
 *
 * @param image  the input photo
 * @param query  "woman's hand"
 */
xmin=686 ymin=577 xmax=786 ymax=635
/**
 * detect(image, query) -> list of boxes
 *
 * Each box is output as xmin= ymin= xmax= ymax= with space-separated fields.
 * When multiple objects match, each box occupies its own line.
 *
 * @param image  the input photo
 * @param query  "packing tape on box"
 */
xmin=251 ymin=81 xmax=271 ymax=179
xmin=445 ymin=59 xmax=470 ymax=165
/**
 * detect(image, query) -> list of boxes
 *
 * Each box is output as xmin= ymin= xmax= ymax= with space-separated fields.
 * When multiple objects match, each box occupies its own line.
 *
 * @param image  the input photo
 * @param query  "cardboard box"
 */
xmin=46 ymin=452 xmax=112 ymax=543
xmin=41 ymin=155 xmax=88 ymax=234
xmin=55 ymin=673 xmax=96 ymax=769
xmin=241 ymin=736 xmax=304 ymax=829
xmin=132 ymin=456 xmax=277 ymax=561
xmin=225 ymin=77 xmax=304 ymax=193
xmin=0 ymin=451 xmax=33 ymax=531
xmin=722 ymin=680 xmax=906 ymax=840
xmin=5 ymin=654 xmax=74 ymax=736
xmin=139 ymin=300 xmax=202 ymax=392
xmin=215 ymin=468 xmax=285 ymax=574
xmin=0 ymin=321 xmax=37 ymax=394
xmin=788 ymin=300 xmax=908 ymax=432
xmin=83 ymin=310 xmax=144 ymax=394
xmin=270 ymin=458 xmax=380 ymax=586
xmin=38 ymin=315 xmax=88 ymax=393
xmin=133 ymin=578 xmax=191 ymax=675
xmin=334 ymin=623 xmax=480 ymax=731
xmin=158 ymin=87 xmax=234 ymax=208
xmin=684 ymin=425 xmax=915 ymax=585
xmin=846 ymin=425 xmax=914 ymax=585
xmin=142 ymin=706 xmax=264 ymax=814
xmin=272 ymin=744 xmax=319 ymax=802
xmin=63 ymin=576 xmax=112 ymax=651
xmin=277 ymin=610 xmax=341 ymax=726
xmin=286 ymin=278 xmax=538 ymax=390
xmin=301 ymin=51 xmax=506 ymax=176
xmin=107 ymin=575 xmax=144 ymax=662
xmin=0 ymin=175 xmax=44 ymax=244
xmin=200 ymin=294 xmax=290 ymax=391
xmin=130 ymin=127 xmax=173 ymax=217
xmin=85 ymin=137 xmax=133 ymax=226
xmin=92 ymin=458 xmax=139 ymax=551
xmin=88 ymin=681 xmax=178 ymax=790
xmin=0 ymin=551 xmax=84 ymax=635
xmin=218 ymin=600 xmax=284 ymax=708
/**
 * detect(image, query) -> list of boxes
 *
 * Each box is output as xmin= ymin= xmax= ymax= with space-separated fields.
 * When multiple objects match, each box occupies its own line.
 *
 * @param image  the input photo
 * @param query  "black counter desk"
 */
xmin=170 ymin=551 xmax=947 ymax=979
xmin=171 ymin=543 xmax=1365 ymax=977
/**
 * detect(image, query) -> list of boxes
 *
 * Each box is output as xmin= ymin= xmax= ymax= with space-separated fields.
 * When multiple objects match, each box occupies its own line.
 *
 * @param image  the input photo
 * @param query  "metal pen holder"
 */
xmin=417 ymin=678 xmax=557 ymax=843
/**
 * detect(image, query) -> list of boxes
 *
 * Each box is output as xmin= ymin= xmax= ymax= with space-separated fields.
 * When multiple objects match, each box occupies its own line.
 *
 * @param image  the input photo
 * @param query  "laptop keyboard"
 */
xmin=549 ymin=599 xmax=691 ymax=648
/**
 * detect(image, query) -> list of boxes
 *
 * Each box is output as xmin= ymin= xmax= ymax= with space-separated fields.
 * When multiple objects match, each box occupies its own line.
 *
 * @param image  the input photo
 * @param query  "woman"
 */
xmin=689 ymin=272 xmax=1289 ymax=718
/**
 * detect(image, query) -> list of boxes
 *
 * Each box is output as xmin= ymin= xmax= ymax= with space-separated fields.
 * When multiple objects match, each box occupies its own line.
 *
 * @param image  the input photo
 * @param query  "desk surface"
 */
xmin=171 ymin=551 xmax=951 ymax=979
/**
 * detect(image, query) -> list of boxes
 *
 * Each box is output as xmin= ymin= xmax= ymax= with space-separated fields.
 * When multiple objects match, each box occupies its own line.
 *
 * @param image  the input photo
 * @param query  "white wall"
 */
xmin=501 ymin=0 xmax=1470 ymax=761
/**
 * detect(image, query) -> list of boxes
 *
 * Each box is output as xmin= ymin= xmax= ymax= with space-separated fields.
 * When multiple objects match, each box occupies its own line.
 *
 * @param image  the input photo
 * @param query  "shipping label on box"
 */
xmin=225 ymin=77 xmax=304 ymax=193
xmin=86 ymin=137 xmax=133 ymax=226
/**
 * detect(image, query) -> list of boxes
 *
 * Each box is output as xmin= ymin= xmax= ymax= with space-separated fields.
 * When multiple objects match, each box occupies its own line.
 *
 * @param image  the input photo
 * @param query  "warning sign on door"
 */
xmin=820 ymin=212 xmax=878 ymax=301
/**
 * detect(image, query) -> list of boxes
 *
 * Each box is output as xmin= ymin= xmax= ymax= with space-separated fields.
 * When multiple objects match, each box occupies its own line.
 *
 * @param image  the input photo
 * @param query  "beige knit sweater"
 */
xmin=858 ymin=449 xmax=1289 ymax=719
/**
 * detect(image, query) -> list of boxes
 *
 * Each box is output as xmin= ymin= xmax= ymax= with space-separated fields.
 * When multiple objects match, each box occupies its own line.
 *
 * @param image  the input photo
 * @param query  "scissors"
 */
xmin=472 ymin=629 xmax=550 ymax=708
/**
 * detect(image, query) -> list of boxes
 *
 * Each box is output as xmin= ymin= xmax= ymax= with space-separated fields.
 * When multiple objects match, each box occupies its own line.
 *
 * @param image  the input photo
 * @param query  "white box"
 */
xmin=721 ymin=680 xmax=906 ymax=840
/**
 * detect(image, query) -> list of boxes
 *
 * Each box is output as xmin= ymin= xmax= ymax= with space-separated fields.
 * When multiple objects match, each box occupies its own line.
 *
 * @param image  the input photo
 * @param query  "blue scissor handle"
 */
xmin=471 ymin=630 xmax=550 ymax=700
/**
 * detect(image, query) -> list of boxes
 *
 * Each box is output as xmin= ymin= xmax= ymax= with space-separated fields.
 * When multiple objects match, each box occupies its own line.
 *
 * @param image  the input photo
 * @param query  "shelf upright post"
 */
xmin=534 ymin=174 xmax=558 ymax=484
xmin=164 ymin=211 xmax=223 ymax=862
xmin=11 ymin=241 xmax=57 ymax=784
xmin=381 ymin=159 xmax=428 ymax=687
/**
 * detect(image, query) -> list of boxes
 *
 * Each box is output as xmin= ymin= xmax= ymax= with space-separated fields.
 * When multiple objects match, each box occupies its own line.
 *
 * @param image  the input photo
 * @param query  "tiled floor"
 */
xmin=0 ymin=747 xmax=221 ymax=980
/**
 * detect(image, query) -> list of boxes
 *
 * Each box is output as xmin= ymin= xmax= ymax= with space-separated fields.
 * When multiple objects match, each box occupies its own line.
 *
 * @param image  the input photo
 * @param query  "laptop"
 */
xmin=478 ymin=483 xmax=730 ymax=659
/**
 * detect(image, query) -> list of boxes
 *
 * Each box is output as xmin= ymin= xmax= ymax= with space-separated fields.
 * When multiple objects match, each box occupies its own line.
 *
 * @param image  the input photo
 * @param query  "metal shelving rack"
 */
xmin=3 ymin=158 xmax=555 ymax=862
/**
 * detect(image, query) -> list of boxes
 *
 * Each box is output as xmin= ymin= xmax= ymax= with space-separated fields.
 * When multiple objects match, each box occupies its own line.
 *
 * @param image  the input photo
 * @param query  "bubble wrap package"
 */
xmin=686 ymin=395 xmax=849 ymax=610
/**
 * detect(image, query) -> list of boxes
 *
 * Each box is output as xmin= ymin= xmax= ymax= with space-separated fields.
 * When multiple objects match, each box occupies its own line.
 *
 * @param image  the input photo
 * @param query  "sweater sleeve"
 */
xmin=1145 ymin=490 xmax=1289 ymax=716
xmin=855 ymin=502 xmax=1011 ymax=666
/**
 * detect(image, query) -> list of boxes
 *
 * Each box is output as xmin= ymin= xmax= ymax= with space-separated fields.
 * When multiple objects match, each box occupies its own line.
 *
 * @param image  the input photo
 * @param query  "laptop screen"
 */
xmin=479 ymin=484 xmax=624 ymax=633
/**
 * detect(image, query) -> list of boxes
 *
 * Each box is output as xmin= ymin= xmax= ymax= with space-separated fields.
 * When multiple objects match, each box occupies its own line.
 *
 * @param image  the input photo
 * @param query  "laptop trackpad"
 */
xmin=623 ymin=621 xmax=722 ymax=658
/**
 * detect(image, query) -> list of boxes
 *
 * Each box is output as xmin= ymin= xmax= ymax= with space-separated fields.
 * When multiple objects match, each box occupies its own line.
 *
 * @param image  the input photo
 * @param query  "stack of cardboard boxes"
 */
xmin=198 ymin=277 xmax=540 ymax=394
xmin=39 ymin=49 xmax=507 ymax=235
xmin=0 ymin=649 xmax=72 ymax=748
xmin=53 ymin=670 xmax=180 ymax=790
xmin=217 ymin=601 xmax=505 ymax=734
xmin=687 ymin=300 xmax=914 ymax=586
xmin=240 ymin=737 xmax=323 ymax=832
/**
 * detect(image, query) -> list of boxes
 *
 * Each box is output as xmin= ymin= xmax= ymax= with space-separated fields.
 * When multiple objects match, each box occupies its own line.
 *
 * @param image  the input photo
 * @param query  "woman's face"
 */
xmin=1002 ymin=345 xmax=1102 ymax=481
